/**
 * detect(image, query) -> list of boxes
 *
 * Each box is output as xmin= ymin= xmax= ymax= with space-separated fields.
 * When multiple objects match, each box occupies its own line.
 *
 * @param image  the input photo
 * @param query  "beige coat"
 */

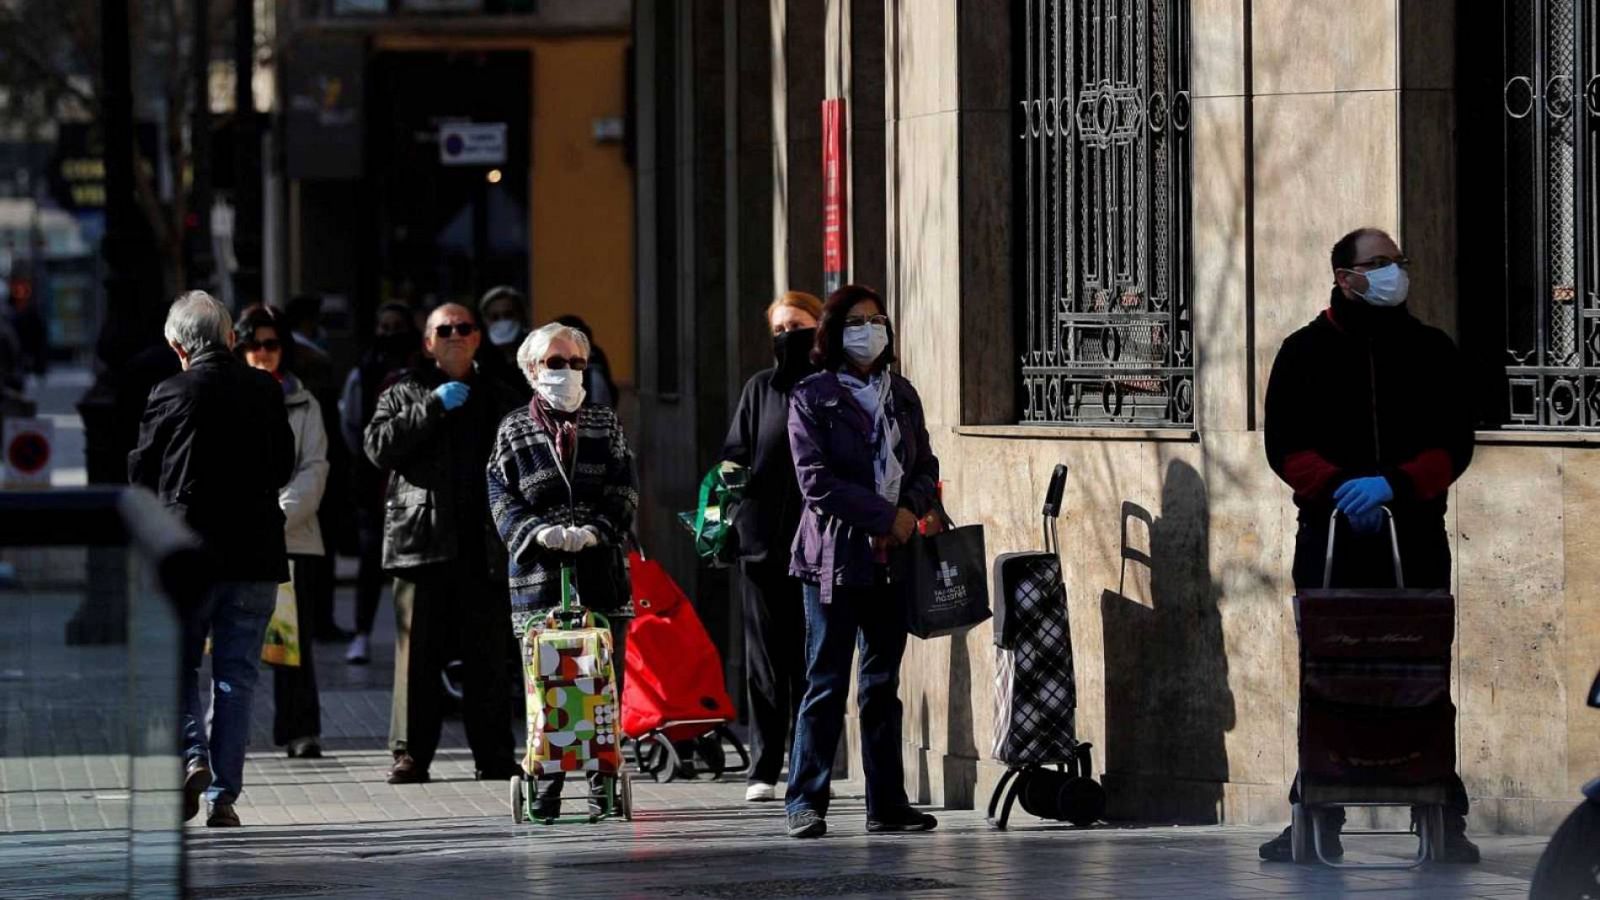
xmin=282 ymin=378 xmax=329 ymax=557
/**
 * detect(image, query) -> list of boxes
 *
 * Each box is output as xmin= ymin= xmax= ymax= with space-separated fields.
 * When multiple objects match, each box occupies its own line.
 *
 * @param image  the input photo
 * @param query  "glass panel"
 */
xmin=0 ymin=498 xmax=185 ymax=897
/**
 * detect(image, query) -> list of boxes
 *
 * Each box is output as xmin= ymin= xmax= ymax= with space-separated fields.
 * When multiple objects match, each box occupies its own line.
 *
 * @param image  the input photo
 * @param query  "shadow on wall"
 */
xmin=1101 ymin=460 xmax=1236 ymax=824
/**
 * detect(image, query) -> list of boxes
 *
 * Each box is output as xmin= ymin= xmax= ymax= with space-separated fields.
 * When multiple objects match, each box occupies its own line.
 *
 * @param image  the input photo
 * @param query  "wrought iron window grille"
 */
xmin=1016 ymin=0 xmax=1194 ymax=427
xmin=1498 ymin=0 xmax=1599 ymax=429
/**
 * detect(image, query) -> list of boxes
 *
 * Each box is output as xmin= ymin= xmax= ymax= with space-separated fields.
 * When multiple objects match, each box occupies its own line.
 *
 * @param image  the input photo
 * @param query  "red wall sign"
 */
xmin=822 ymin=98 xmax=848 ymax=294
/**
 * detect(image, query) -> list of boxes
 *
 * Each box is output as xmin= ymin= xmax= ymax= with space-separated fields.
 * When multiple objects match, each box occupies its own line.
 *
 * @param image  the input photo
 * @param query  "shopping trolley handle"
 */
xmin=1322 ymin=506 xmax=1404 ymax=590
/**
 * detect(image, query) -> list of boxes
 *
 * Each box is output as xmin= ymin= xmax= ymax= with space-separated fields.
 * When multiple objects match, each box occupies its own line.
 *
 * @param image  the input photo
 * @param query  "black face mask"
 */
xmin=772 ymin=327 xmax=818 ymax=382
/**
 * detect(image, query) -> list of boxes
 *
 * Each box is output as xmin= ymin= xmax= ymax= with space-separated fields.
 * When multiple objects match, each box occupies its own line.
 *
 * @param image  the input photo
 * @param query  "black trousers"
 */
xmin=742 ymin=561 xmax=807 ymax=786
xmin=303 ymin=552 xmax=341 ymax=636
xmin=1290 ymin=512 xmax=1468 ymax=819
xmin=273 ymin=554 xmax=323 ymax=745
xmin=403 ymin=563 xmax=515 ymax=773
xmin=354 ymin=515 xmax=385 ymax=635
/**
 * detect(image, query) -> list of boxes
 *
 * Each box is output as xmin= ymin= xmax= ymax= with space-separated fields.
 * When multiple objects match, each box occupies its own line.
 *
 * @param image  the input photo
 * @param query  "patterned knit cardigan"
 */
xmin=486 ymin=404 xmax=638 ymax=616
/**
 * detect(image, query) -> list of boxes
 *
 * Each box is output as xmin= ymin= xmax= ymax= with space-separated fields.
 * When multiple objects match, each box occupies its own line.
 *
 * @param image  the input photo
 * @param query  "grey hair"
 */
xmin=516 ymin=322 xmax=591 ymax=387
xmin=163 ymin=290 xmax=233 ymax=354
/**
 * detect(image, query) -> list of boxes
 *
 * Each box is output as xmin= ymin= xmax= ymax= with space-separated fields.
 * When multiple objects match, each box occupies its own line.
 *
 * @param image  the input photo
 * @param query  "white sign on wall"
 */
xmin=2 ymin=417 xmax=54 ymax=488
xmin=439 ymin=122 xmax=508 ymax=166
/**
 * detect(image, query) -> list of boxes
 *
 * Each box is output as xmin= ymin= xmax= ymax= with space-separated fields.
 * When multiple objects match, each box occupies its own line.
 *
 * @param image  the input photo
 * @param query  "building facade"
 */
xmin=275 ymin=0 xmax=635 ymax=383
xmin=632 ymin=0 xmax=1600 ymax=835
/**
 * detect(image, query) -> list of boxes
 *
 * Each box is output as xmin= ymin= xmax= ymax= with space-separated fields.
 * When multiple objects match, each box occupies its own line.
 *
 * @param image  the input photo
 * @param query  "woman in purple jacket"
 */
xmin=782 ymin=284 xmax=940 ymax=839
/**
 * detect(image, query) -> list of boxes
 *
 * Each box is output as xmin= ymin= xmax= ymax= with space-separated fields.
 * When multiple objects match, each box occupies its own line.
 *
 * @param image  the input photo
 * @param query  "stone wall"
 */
xmin=869 ymin=0 xmax=1600 ymax=835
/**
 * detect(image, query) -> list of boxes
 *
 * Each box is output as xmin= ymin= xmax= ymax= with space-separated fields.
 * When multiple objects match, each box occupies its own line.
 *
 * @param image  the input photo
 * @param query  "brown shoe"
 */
xmin=183 ymin=760 xmax=212 ymax=823
xmin=205 ymin=801 xmax=240 ymax=827
xmin=387 ymin=755 xmax=430 ymax=785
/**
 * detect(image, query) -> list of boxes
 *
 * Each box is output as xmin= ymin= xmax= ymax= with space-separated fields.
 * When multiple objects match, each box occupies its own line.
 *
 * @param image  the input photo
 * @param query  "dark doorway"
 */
xmin=368 ymin=50 xmax=532 ymax=312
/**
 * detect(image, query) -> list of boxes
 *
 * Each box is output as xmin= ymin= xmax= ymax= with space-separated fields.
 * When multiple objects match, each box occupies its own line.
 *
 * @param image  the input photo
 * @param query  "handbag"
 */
xmin=260 ymin=563 xmax=301 ymax=667
xmin=676 ymin=462 xmax=747 ymax=566
xmin=892 ymin=502 xmax=992 ymax=639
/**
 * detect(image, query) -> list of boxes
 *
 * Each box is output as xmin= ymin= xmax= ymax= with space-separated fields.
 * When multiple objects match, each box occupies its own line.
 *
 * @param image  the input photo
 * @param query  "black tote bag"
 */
xmin=892 ymin=504 xmax=992 ymax=639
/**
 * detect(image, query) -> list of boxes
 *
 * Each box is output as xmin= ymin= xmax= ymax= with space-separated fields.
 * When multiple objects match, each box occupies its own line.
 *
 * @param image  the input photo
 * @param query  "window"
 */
xmin=1463 ymin=0 xmax=1599 ymax=429
xmin=1015 ymin=0 xmax=1193 ymax=427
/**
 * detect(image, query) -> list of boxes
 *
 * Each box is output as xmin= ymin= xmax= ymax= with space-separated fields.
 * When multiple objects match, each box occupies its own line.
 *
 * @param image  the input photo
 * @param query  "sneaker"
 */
xmin=786 ymin=809 xmax=827 ymax=839
xmin=345 ymin=633 xmax=371 ymax=665
xmin=287 ymin=737 xmax=322 ymax=760
xmin=745 ymin=782 xmax=777 ymax=802
xmin=866 ymin=807 xmax=938 ymax=833
xmin=205 ymin=802 xmax=240 ymax=827
xmin=1258 ymin=820 xmax=1344 ymax=862
xmin=387 ymin=755 xmax=430 ymax=785
xmin=182 ymin=760 xmax=212 ymax=823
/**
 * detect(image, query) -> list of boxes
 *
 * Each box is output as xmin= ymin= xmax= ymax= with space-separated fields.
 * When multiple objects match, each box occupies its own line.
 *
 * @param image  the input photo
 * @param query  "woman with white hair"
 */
xmin=487 ymin=321 xmax=638 ymax=818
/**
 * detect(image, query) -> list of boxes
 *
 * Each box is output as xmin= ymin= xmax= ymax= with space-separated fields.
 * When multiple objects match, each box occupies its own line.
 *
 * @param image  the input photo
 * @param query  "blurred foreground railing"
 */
xmin=0 ymin=487 xmax=206 ymax=899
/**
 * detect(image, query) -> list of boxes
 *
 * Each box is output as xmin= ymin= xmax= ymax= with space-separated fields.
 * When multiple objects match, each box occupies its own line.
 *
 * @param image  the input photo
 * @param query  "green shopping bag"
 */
xmin=677 ymin=462 xmax=747 ymax=566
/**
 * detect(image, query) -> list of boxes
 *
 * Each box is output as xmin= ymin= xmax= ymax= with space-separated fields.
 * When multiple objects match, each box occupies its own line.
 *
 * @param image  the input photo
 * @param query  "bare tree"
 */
xmin=0 ymin=0 xmax=233 ymax=295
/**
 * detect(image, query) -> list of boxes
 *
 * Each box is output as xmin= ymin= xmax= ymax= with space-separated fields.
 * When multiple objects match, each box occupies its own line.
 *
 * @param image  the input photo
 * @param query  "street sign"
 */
xmin=3 ymin=417 xmax=54 ymax=488
xmin=439 ymin=123 xmax=508 ymax=166
xmin=821 ymin=98 xmax=848 ymax=295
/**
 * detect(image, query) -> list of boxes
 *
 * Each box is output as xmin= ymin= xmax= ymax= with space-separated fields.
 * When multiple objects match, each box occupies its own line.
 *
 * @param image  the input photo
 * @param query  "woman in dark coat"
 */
xmin=487 ymin=321 xmax=638 ymax=818
xmin=782 ymin=284 xmax=940 ymax=839
xmin=721 ymin=290 xmax=823 ymax=802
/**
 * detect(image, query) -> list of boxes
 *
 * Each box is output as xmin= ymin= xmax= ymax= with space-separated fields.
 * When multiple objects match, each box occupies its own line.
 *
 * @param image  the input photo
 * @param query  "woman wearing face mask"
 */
xmin=487 ymin=321 xmax=638 ymax=819
xmin=719 ymin=290 xmax=823 ymax=803
xmin=781 ymin=284 xmax=940 ymax=840
xmin=479 ymin=286 xmax=529 ymax=365
xmin=234 ymin=304 xmax=330 ymax=760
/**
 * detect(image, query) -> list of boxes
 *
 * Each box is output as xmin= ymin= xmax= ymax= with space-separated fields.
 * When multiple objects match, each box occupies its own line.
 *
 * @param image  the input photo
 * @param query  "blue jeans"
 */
xmin=180 ymin=581 xmax=276 ymax=805
xmin=785 ymin=580 xmax=910 ymax=818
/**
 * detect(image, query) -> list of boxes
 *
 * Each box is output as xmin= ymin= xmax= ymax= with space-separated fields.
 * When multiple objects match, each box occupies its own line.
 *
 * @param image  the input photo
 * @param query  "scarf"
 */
xmin=527 ymin=396 xmax=578 ymax=470
xmin=836 ymin=370 xmax=904 ymax=507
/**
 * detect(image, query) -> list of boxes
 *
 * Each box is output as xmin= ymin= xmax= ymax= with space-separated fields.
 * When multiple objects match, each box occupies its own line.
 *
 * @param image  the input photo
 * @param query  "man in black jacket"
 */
xmin=365 ymin=302 xmax=524 ymax=785
xmin=1260 ymin=227 xmax=1478 ymax=863
xmin=129 ymin=290 xmax=295 ymax=828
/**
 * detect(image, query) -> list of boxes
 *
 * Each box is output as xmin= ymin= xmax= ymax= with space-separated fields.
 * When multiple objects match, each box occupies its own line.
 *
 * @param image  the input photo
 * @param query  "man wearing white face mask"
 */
xmin=1261 ymin=227 xmax=1478 ymax=863
xmin=487 ymin=321 xmax=639 ymax=819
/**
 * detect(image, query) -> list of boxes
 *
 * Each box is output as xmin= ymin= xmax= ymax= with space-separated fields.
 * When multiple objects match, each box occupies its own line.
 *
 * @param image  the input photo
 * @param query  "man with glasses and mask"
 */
xmin=365 ymin=303 xmax=525 ymax=785
xmin=1261 ymin=227 xmax=1478 ymax=863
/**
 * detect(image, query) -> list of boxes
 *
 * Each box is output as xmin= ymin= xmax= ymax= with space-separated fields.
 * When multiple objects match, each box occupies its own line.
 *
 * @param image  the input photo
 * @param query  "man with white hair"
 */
xmin=364 ymin=302 xmax=525 ymax=785
xmin=129 ymin=290 xmax=296 ymax=827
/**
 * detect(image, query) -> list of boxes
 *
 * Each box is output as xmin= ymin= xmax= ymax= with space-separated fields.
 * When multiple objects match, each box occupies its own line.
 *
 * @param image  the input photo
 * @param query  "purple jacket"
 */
xmin=787 ymin=370 xmax=940 ymax=599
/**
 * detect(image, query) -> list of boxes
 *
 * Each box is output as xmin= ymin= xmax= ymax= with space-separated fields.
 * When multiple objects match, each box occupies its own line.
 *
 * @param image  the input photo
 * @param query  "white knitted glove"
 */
xmin=535 ymin=525 xmax=568 ymax=550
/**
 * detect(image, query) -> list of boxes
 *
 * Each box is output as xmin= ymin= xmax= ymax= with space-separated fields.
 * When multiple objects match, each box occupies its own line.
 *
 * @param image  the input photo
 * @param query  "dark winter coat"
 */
xmin=128 ymin=348 xmax=296 ymax=584
xmin=363 ymin=362 xmax=524 ymax=575
xmin=721 ymin=366 xmax=813 ymax=564
xmin=787 ymin=370 xmax=939 ymax=599
xmin=1264 ymin=289 xmax=1475 ymax=524
xmin=486 ymin=403 xmax=638 ymax=616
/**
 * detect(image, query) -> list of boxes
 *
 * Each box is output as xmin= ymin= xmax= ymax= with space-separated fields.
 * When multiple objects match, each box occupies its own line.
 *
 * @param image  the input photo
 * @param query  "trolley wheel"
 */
xmin=1059 ymin=776 xmax=1106 ymax=827
xmin=656 ymin=736 xmax=684 ymax=784
xmin=509 ymin=774 xmax=526 ymax=824
xmin=1290 ymin=803 xmax=1313 ymax=864
xmin=619 ymin=771 xmax=634 ymax=822
xmin=1421 ymin=804 xmax=1446 ymax=862
xmin=695 ymin=733 xmax=728 ymax=779
xmin=635 ymin=734 xmax=672 ymax=782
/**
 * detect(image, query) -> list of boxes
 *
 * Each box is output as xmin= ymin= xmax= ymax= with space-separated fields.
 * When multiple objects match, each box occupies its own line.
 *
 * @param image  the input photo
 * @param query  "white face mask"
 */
xmin=842 ymin=323 xmax=889 ymax=366
xmin=488 ymin=320 xmax=523 ymax=347
xmin=1355 ymin=264 xmax=1410 ymax=308
xmin=535 ymin=368 xmax=585 ymax=412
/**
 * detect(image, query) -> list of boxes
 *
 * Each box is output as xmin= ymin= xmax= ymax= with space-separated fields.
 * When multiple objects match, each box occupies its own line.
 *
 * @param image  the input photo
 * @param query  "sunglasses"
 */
xmin=432 ymin=322 xmax=478 ymax=339
xmin=844 ymin=314 xmax=890 ymax=328
xmin=240 ymin=338 xmax=282 ymax=352
xmin=542 ymin=355 xmax=589 ymax=371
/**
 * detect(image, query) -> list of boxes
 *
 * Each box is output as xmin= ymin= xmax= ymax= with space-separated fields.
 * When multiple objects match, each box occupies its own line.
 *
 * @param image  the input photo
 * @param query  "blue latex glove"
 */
xmin=433 ymin=381 xmax=470 ymax=411
xmin=1333 ymin=475 xmax=1394 ymax=517
xmin=1347 ymin=507 xmax=1387 ymax=535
